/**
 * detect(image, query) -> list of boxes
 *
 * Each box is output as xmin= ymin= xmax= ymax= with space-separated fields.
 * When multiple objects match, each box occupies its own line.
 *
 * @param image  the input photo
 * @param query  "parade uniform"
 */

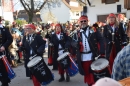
xmin=0 ymin=25 xmax=13 ymax=86
xmin=74 ymin=26 xmax=105 ymax=85
xmin=20 ymin=24 xmax=48 ymax=86
xmin=50 ymin=24 xmax=71 ymax=82
xmin=103 ymin=13 xmax=127 ymax=72
xmin=51 ymin=32 xmax=70 ymax=68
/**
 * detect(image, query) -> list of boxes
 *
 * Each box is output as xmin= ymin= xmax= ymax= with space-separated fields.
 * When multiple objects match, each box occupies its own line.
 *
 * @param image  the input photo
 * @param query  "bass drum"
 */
xmin=27 ymin=56 xmax=54 ymax=85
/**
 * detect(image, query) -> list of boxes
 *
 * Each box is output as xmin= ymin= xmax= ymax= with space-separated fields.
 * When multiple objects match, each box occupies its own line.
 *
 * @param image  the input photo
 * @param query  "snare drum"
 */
xmin=57 ymin=52 xmax=79 ymax=77
xmin=57 ymin=52 xmax=71 ymax=69
xmin=0 ymin=55 xmax=16 ymax=79
xmin=27 ymin=56 xmax=54 ymax=85
xmin=91 ymin=58 xmax=111 ymax=82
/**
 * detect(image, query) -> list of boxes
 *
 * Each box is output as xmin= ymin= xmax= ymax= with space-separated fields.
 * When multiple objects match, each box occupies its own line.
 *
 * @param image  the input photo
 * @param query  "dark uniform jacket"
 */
xmin=103 ymin=24 xmax=127 ymax=59
xmin=21 ymin=33 xmax=46 ymax=77
xmin=0 ymin=27 xmax=13 ymax=83
xmin=73 ymin=26 xmax=105 ymax=75
xmin=50 ymin=32 xmax=70 ymax=69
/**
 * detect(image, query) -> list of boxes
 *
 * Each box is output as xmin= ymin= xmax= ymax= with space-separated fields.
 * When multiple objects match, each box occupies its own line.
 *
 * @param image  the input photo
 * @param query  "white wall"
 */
xmin=87 ymin=0 xmax=129 ymax=24
xmin=40 ymin=1 xmax=70 ymax=23
xmin=0 ymin=7 xmax=14 ymax=23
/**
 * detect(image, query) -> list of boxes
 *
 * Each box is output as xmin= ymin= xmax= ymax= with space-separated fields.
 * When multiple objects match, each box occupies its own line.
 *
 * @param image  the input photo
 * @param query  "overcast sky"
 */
xmin=13 ymin=0 xmax=24 ymax=11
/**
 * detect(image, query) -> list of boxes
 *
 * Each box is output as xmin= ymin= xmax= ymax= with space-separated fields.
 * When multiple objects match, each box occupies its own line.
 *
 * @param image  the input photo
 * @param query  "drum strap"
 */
xmin=58 ymin=48 xmax=63 ymax=51
xmin=81 ymin=51 xmax=92 ymax=54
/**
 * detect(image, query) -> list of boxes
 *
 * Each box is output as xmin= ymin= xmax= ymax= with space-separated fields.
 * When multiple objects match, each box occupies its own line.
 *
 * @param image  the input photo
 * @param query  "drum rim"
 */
xmin=57 ymin=52 xmax=69 ymax=61
xmin=91 ymin=58 xmax=109 ymax=71
xmin=27 ymin=56 xmax=42 ymax=68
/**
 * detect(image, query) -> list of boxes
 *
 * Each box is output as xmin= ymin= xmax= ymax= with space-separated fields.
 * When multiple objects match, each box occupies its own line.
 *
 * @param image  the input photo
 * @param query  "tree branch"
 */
xmin=38 ymin=0 xmax=47 ymax=11
xmin=23 ymin=0 xmax=31 ymax=12
xmin=20 ymin=0 xmax=30 ymax=13
xmin=31 ymin=0 xmax=34 ymax=11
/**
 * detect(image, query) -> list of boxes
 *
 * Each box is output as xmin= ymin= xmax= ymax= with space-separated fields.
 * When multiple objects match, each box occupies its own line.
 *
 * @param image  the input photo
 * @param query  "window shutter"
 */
xmin=124 ymin=0 xmax=130 ymax=10
xmin=124 ymin=0 xmax=127 ymax=9
xmin=115 ymin=0 xmax=119 ymax=2
xmin=102 ymin=0 xmax=106 ymax=3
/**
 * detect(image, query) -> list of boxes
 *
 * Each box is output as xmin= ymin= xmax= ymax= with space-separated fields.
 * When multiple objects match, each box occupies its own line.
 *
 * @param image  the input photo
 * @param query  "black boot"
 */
xmin=1 ymin=83 xmax=9 ymax=86
xmin=66 ymin=73 xmax=70 ymax=82
xmin=58 ymin=74 xmax=65 ymax=82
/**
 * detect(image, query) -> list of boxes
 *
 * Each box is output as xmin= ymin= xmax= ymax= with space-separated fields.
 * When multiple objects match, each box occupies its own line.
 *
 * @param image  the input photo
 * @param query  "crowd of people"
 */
xmin=0 ymin=13 xmax=130 ymax=86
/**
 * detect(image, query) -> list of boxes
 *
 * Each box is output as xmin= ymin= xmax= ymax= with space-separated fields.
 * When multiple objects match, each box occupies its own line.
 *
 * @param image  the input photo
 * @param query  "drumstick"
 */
xmin=95 ymin=55 xmax=101 ymax=60
xmin=29 ymin=54 xmax=37 ymax=60
xmin=68 ymin=54 xmax=78 ymax=68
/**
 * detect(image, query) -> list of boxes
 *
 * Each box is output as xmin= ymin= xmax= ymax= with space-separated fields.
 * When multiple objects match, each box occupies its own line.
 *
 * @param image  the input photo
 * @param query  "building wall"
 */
xmin=87 ymin=0 xmax=130 ymax=24
xmin=70 ymin=11 xmax=81 ymax=22
xmin=40 ymin=1 xmax=70 ymax=23
xmin=0 ymin=7 xmax=14 ymax=23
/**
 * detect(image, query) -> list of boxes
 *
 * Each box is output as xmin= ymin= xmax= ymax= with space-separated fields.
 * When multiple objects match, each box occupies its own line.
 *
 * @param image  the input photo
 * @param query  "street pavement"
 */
xmin=0 ymin=49 xmax=88 ymax=86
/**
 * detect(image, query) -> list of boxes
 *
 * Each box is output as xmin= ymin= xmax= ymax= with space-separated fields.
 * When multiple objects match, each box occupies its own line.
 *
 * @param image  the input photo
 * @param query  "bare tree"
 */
xmin=19 ymin=0 xmax=58 ymax=23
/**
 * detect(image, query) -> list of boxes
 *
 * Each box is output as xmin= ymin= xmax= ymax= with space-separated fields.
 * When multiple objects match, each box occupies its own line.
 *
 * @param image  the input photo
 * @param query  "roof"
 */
xmin=13 ymin=10 xmax=42 ymax=22
xmin=62 ymin=0 xmax=83 ymax=11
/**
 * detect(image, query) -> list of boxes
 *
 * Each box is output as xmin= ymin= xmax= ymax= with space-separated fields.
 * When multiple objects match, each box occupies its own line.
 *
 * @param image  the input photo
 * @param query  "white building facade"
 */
xmin=40 ymin=1 xmax=70 ymax=23
xmin=40 ymin=0 xmax=82 ymax=23
xmin=86 ymin=0 xmax=130 ymax=24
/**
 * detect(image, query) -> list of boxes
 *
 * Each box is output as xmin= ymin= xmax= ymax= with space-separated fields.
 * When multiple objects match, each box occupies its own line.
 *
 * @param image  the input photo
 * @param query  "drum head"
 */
xmin=91 ymin=58 xmax=109 ymax=71
xmin=57 ymin=52 xmax=69 ymax=61
xmin=27 ymin=56 xmax=42 ymax=68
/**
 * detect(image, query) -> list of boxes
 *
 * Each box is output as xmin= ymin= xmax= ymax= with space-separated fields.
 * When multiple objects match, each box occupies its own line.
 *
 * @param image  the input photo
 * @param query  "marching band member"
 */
xmin=50 ymin=23 xmax=71 ymax=82
xmin=20 ymin=24 xmax=46 ymax=86
xmin=103 ymin=13 xmax=127 ymax=72
xmin=45 ymin=23 xmax=55 ymax=67
xmin=0 ymin=17 xmax=13 ymax=86
xmin=118 ymin=14 xmax=127 ymax=32
xmin=73 ymin=15 xmax=105 ymax=86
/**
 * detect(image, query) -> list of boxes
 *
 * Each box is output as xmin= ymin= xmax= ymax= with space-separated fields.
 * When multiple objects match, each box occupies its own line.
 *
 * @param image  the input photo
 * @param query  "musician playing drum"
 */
xmin=0 ymin=16 xmax=13 ymax=86
xmin=50 ymin=24 xmax=71 ymax=82
xmin=103 ymin=13 xmax=127 ymax=72
xmin=20 ymin=24 xmax=46 ymax=86
xmin=73 ymin=15 xmax=105 ymax=86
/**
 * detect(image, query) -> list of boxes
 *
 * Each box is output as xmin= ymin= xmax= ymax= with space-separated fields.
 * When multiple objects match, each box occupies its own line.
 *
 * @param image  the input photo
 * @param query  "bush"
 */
xmin=5 ymin=20 xmax=10 ymax=26
xmin=15 ymin=19 xmax=28 ymax=26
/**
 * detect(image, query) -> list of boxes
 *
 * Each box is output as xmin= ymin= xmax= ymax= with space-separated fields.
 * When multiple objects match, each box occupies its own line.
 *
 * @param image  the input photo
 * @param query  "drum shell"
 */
xmin=58 ymin=56 xmax=71 ymax=69
xmin=29 ymin=58 xmax=53 ymax=84
xmin=92 ymin=67 xmax=111 ymax=82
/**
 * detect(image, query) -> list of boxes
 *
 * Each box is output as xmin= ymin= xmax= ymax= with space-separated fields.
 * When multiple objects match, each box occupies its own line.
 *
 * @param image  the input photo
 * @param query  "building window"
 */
xmin=76 ymin=12 xmax=79 ymax=16
xmin=102 ymin=0 xmax=119 ymax=4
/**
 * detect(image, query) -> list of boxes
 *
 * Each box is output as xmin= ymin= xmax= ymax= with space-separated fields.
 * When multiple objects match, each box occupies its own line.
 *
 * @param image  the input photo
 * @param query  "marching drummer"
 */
xmin=19 ymin=24 xmax=46 ymax=86
xmin=0 ymin=16 xmax=13 ymax=86
xmin=50 ymin=23 xmax=71 ymax=82
xmin=73 ymin=15 xmax=105 ymax=86
xmin=103 ymin=13 xmax=127 ymax=72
